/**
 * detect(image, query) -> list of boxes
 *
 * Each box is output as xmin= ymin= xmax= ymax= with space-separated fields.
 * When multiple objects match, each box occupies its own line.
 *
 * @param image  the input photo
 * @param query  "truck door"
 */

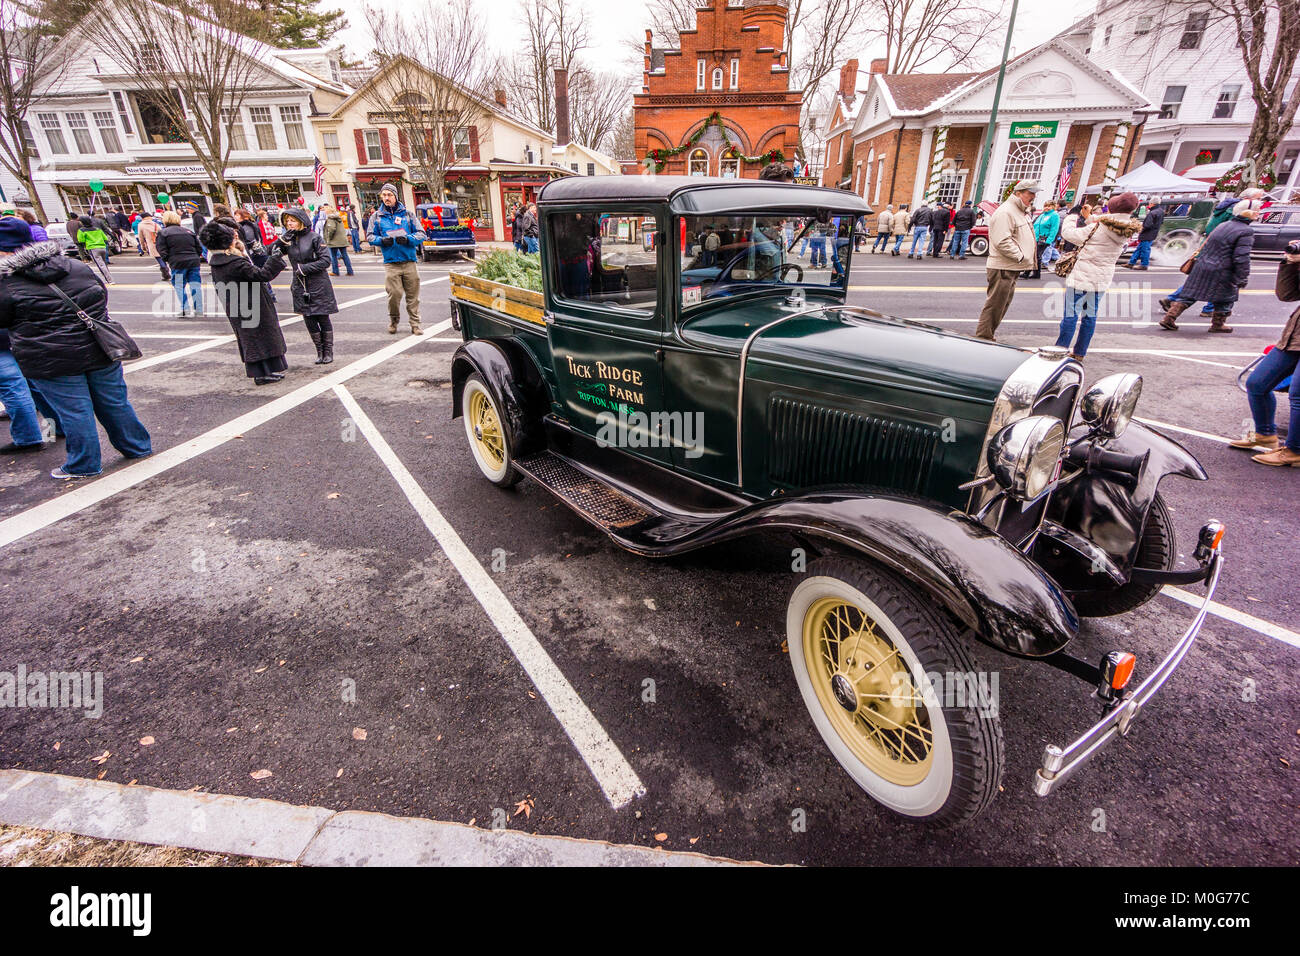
xmin=544 ymin=209 xmax=674 ymax=467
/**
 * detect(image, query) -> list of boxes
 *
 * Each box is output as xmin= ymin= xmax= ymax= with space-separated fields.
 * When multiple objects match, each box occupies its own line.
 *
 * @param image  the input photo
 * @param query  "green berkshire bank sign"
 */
xmin=1009 ymin=121 xmax=1060 ymax=140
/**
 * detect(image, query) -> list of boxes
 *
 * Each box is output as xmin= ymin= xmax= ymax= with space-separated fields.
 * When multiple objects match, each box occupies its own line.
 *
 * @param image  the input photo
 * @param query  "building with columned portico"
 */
xmin=822 ymin=39 xmax=1155 ymax=208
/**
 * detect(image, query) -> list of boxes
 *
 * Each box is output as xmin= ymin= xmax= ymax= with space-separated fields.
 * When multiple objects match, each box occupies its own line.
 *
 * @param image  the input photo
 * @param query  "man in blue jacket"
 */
xmin=367 ymin=182 xmax=426 ymax=334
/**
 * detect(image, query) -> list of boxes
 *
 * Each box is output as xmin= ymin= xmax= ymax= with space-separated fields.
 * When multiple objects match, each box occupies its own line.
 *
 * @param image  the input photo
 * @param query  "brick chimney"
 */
xmin=839 ymin=59 xmax=858 ymax=102
xmin=869 ymin=57 xmax=888 ymax=74
xmin=554 ymin=67 xmax=570 ymax=148
xmin=494 ymin=88 xmax=507 ymax=108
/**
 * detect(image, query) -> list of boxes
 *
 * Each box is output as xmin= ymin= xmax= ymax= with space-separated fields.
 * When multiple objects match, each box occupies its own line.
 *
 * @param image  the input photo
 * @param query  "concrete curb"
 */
xmin=0 ymin=771 xmax=755 ymax=867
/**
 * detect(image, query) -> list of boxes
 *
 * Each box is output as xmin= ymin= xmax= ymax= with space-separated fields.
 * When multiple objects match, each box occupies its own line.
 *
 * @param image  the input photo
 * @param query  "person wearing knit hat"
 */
xmin=1158 ymin=198 xmax=1259 ymax=333
xmin=0 ymin=215 xmax=33 ymax=252
xmin=203 ymin=218 xmax=292 ymax=385
xmin=1051 ymin=192 xmax=1141 ymax=359
xmin=366 ymin=182 xmax=426 ymax=334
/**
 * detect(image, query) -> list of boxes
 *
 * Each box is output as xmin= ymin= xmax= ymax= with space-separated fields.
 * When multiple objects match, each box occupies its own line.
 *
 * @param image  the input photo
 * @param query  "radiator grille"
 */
xmin=767 ymin=397 xmax=940 ymax=493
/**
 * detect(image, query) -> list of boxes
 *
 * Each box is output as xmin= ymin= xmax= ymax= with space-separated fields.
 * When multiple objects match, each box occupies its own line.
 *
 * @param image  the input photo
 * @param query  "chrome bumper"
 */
xmin=1033 ymin=548 xmax=1224 ymax=797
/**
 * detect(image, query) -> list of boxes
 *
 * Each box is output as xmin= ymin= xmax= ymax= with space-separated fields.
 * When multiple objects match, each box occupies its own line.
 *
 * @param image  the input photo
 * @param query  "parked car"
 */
xmin=416 ymin=202 xmax=476 ymax=262
xmin=42 ymin=221 xmax=81 ymax=258
xmin=1251 ymin=203 xmax=1300 ymax=259
xmin=447 ymin=176 xmax=1224 ymax=827
xmin=966 ymin=200 xmax=998 ymax=256
xmin=1117 ymin=195 xmax=1216 ymax=261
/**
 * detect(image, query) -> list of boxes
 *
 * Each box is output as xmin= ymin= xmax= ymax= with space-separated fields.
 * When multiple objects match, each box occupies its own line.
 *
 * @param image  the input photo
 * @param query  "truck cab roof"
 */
xmin=538 ymin=175 xmax=874 ymax=217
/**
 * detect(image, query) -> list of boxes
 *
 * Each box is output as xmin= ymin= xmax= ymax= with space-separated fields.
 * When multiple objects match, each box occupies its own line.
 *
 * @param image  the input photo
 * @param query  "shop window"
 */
xmin=1000 ymin=142 xmax=1046 ymax=197
xmin=60 ymin=185 xmax=141 ymax=217
xmin=37 ymin=112 xmax=67 ymax=154
xmin=1179 ymin=12 xmax=1208 ymax=50
xmin=688 ymin=149 xmax=708 ymax=176
xmin=279 ymin=105 xmax=307 ymax=150
xmin=1159 ymin=85 xmax=1185 ymax=120
xmin=720 ymin=154 xmax=739 ymax=178
xmin=1213 ymin=84 xmax=1241 ymax=119
xmin=550 ymin=212 xmax=657 ymax=312
xmin=443 ymin=177 xmax=490 ymax=228
xmin=248 ymin=106 xmax=276 ymax=150
xmin=331 ymin=185 xmax=352 ymax=209
xmin=93 ymin=111 xmax=121 ymax=153
xmin=322 ymin=130 xmax=340 ymax=163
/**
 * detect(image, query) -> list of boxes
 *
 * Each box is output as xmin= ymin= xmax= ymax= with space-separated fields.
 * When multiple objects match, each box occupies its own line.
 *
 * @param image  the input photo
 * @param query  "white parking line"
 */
xmin=332 ymin=384 xmax=646 ymax=810
xmin=119 ymin=277 xmax=447 ymax=374
xmin=1136 ymin=417 xmax=1237 ymax=445
xmin=1163 ymin=587 xmax=1300 ymax=649
xmin=0 ymin=318 xmax=451 ymax=551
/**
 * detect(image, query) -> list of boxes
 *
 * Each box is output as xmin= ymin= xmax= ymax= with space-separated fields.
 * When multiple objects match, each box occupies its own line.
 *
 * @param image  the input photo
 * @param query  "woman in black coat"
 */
xmin=1159 ymin=199 xmax=1259 ymax=333
xmin=200 ymin=220 xmax=289 ymax=384
xmin=274 ymin=208 xmax=339 ymax=364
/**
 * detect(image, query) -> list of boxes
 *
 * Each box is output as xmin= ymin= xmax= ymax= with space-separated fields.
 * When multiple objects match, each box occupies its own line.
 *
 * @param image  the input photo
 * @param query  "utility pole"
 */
xmin=972 ymin=0 xmax=1019 ymax=203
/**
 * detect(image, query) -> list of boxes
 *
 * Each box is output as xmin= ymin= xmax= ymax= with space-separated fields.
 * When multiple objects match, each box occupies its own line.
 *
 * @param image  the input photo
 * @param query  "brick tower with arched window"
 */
xmin=633 ymin=0 xmax=803 ymax=178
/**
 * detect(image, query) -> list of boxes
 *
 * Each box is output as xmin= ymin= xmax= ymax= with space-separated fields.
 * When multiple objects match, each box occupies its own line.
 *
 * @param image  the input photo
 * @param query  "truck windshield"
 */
xmin=678 ymin=213 xmax=851 ymax=308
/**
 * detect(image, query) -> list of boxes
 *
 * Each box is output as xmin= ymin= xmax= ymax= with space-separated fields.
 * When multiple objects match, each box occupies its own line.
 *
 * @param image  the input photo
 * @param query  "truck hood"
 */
xmin=679 ymin=299 xmax=1029 ymax=412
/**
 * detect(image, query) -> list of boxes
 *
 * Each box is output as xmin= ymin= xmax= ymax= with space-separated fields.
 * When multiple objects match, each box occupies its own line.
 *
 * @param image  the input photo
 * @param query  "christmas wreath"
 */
xmin=645 ymin=112 xmax=786 ymax=172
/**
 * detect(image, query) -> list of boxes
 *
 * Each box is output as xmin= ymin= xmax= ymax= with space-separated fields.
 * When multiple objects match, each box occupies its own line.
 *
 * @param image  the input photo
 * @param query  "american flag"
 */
xmin=312 ymin=156 xmax=325 ymax=193
xmin=1056 ymin=158 xmax=1076 ymax=200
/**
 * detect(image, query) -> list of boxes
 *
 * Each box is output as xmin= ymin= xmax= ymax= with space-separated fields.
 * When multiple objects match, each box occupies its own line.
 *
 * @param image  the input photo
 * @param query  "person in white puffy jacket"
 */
xmin=1052 ymin=190 xmax=1141 ymax=359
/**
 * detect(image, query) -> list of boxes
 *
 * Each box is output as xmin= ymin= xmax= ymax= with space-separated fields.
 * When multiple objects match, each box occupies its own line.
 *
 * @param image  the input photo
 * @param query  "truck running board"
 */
xmin=514 ymin=452 xmax=654 ymax=532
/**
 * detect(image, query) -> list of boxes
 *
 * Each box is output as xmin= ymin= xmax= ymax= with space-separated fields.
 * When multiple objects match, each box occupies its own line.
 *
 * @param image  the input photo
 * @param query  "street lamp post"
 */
xmin=972 ymin=0 xmax=1020 ymax=203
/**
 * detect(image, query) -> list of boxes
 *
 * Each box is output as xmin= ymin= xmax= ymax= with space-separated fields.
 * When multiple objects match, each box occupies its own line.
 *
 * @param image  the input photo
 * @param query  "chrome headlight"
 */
xmin=1080 ymin=373 xmax=1142 ymax=439
xmin=987 ymin=415 xmax=1066 ymax=501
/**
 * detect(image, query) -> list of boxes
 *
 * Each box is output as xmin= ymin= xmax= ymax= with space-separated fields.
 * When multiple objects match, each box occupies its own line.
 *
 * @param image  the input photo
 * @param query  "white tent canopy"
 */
xmin=1084 ymin=161 xmax=1213 ymax=194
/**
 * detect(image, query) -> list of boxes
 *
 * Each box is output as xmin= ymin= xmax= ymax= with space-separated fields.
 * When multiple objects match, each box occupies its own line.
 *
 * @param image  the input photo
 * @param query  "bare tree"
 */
xmin=868 ymin=0 xmax=1007 ymax=74
xmin=1124 ymin=0 xmax=1300 ymax=187
xmin=365 ymin=0 xmax=496 ymax=202
xmin=502 ymin=0 xmax=591 ymax=134
xmin=610 ymin=109 xmax=635 ymax=162
xmin=0 ymin=0 xmax=70 ymax=219
xmin=76 ymin=0 xmax=277 ymax=202
xmin=644 ymin=0 xmax=699 ymax=46
xmin=568 ymin=68 xmax=634 ymax=154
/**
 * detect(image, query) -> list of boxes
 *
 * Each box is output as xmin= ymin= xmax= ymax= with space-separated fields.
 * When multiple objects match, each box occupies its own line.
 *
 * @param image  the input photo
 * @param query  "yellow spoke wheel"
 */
xmin=802 ymin=596 xmax=934 ymax=786
xmin=461 ymin=374 xmax=521 ymax=488
xmin=787 ymin=558 xmax=1003 ymax=826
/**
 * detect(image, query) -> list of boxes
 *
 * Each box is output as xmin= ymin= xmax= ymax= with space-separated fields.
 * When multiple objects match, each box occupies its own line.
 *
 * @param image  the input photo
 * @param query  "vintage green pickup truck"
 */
xmin=446 ymin=176 xmax=1224 ymax=827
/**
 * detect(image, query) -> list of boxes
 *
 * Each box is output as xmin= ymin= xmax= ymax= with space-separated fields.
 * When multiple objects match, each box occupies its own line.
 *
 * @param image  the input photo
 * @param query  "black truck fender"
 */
xmin=1042 ymin=419 xmax=1207 ymax=579
xmin=450 ymin=339 xmax=551 ymax=459
xmin=608 ymin=489 xmax=1080 ymax=658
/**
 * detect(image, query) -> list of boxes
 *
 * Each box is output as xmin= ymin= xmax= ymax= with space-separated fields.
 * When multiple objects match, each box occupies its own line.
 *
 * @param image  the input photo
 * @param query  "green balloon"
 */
xmin=156 ymin=192 xmax=170 ymax=204
xmin=89 ymin=179 xmax=104 ymax=193
xmin=308 ymin=204 xmax=315 ymax=211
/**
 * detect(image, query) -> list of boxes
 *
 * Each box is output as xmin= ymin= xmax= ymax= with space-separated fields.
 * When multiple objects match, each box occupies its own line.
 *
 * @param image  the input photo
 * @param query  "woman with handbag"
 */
xmin=1052 ymin=191 xmax=1141 ymax=359
xmin=0 ymin=221 xmax=151 ymax=479
xmin=275 ymin=207 xmax=339 ymax=365
xmin=201 ymin=220 xmax=290 ymax=385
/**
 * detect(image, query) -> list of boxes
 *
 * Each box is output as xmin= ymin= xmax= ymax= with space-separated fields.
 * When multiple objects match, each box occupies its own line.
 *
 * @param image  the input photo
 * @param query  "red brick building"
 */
xmin=821 ymin=39 xmax=1151 ymax=208
xmin=634 ymin=0 xmax=802 ymax=178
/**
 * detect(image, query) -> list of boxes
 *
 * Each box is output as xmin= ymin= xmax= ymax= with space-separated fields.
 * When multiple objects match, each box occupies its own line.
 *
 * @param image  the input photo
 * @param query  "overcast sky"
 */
xmin=333 ymin=0 xmax=1092 ymax=82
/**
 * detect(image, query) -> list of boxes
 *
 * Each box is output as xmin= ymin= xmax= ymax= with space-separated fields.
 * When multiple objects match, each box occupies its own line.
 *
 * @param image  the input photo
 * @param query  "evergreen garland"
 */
xmin=645 ymin=112 xmax=785 ymax=172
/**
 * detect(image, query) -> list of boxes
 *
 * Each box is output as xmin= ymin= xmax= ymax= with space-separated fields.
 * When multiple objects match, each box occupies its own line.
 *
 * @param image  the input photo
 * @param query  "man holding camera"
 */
xmin=367 ymin=183 xmax=427 ymax=335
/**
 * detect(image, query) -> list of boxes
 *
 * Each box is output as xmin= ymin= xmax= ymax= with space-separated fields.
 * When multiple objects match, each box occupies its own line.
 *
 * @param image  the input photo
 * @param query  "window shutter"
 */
xmin=444 ymin=129 xmax=454 ymax=163
xmin=398 ymin=128 xmax=410 ymax=162
xmin=379 ymin=128 xmax=391 ymax=165
xmin=469 ymin=126 xmax=480 ymax=163
xmin=353 ymin=129 xmax=367 ymax=165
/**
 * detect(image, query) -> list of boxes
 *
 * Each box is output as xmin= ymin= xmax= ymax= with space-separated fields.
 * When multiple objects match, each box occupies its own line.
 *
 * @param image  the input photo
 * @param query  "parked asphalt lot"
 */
xmin=1 ymin=247 xmax=1296 ymax=866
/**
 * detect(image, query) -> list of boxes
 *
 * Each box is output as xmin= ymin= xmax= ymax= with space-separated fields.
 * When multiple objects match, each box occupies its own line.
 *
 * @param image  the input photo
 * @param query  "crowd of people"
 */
xmin=0 ymin=181 xmax=435 ymax=478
